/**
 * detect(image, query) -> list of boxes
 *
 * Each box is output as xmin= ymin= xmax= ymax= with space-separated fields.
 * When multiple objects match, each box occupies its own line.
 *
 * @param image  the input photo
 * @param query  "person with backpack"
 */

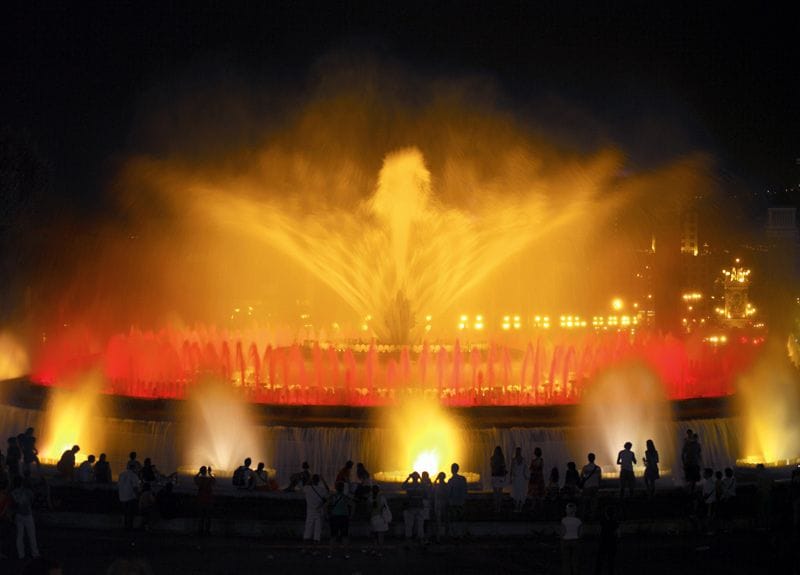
xmin=327 ymin=481 xmax=354 ymax=559
xmin=232 ymin=458 xmax=254 ymax=490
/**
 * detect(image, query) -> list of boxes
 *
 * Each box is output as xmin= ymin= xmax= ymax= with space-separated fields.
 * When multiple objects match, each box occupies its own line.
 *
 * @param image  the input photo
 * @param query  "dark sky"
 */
xmin=2 ymin=2 xmax=799 ymax=210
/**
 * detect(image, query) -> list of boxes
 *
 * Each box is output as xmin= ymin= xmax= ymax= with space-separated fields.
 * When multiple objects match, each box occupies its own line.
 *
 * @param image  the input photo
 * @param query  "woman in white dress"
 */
xmin=510 ymin=447 xmax=529 ymax=512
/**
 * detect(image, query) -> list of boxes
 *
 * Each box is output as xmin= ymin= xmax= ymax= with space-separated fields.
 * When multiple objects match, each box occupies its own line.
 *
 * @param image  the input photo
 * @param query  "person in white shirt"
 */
xmin=559 ymin=502 xmax=582 ymax=575
xmin=303 ymin=474 xmax=329 ymax=549
xmin=11 ymin=476 xmax=39 ymax=559
xmin=616 ymin=442 xmax=637 ymax=498
xmin=118 ymin=461 xmax=141 ymax=530
xmin=77 ymin=455 xmax=96 ymax=483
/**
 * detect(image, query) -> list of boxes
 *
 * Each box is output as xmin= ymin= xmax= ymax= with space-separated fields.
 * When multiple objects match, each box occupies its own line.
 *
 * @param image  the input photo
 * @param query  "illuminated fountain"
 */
xmin=38 ymin=371 xmax=107 ymax=464
xmin=0 ymin=139 xmax=778 ymax=485
xmin=192 ymin=147 xmax=548 ymax=344
xmin=179 ymin=379 xmax=265 ymax=475
xmin=0 ymin=331 xmax=29 ymax=382
xmin=31 ymin=326 xmax=756 ymax=407
xmin=736 ymin=340 xmax=800 ymax=467
xmin=373 ymin=397 xmax=480 ymax=484
xmin=572 ymin=362 xmax=674 ymax=478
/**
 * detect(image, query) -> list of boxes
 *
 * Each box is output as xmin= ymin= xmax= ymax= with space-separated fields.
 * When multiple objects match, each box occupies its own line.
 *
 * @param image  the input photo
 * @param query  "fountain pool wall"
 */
xmin=0 ymin=401 xmax=744 ymax=487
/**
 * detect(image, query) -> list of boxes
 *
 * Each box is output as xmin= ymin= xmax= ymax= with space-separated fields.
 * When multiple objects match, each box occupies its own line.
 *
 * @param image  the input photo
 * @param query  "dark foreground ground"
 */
xmin=3 ymin=523 xmax=798 ymax=575
xmin=2 ymin=478 xmax=797 ymax=574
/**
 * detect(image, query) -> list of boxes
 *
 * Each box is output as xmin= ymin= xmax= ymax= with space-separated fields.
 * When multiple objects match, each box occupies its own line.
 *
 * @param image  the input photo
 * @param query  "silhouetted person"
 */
xmin=20 ymin=428 xmax=39 ymax=476
xmin=138 ymin=482 xmax=156 ymax=530
xmin=6 ymin=437 xmax=21 ymax=478
xmin=355 ymin=462 xmax=372 ymax=499
xmin=580 ymin=453 xmax=601 ymax=520
xmin=433 ymin=471 xmax=448 ymax=541
xmin=327 ymin=480 xmax=354 ymax=558
xmin=562 ymin=462 xmax=580 ymax=498
xmin=595 ymin=506 xmax=619 ymax=575
xmin=510 ymin=447 xmax=528 ymax=513
xmin=447 ymin=462 xmax=467 ymax=538
xmin=232 ymin=457 xmax=253 ymax=489
xmin=335 ymin=460 xmax=354 ymax=493
xmin=720 ymin=467 xmax=736 ymax=531
xmin=118 ymin=461 xmax=141 ymax=530
xmin=490 ymin=446 xmax=507 ymax=513
xmin=616 ymin=442 xmax=636 ymax=498
xmin=559 ymin=502 xmax=582 ymax=575
xmin=94 ymin=453 xmax=112 ymax=484
xmin=681 ymin=431 xmax=701 ymax=493
xmin=403 ymin=471 xmax=426 ymax=543
xmin=194 ymin=466 xmax=215 ymax=535
xmin=140 ymin=458 xmax=157 ymax=486
xmin=700 ymin=467 xmax=716 ymax=533
xmin=528 ymin=447 xmax=545 ymax=515
xmin=643 ymin=439 xmax=659 ymax=499
xmin=546 ymin=466 xmax=561 ymax=502
xmin=285 ymin=461 xmax=311 ymax=492
xmin=11 ymin=475 xmax=39 ymax=559
xmin=369 ymin=484 xmax=390 ymax=555
xmin=420 ymin=470 xmax=433 ymax=534
xmin=253 ymin=462 xmax=270 ymax=491
xmin=77 ymin=455 xmax=96 ymax=483
xmin=127 ymin=452 xmax=142 ymax=477
xmin=303 ymin=474 xmax=329 ymax=549
xmin=56 ymin=445 xmax=80 ymax=480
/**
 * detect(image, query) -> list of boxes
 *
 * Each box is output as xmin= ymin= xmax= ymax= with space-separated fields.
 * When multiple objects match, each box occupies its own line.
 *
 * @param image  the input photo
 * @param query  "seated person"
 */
xmin=253 ymin=462 xmax=271 ymax=492
xmin=284 ymin=461 xmax=311 ymax=492
xmin=77 ymin=455 xmax=96 ymax=483
xmin=232 ymin=458 xmax=254 ymax=489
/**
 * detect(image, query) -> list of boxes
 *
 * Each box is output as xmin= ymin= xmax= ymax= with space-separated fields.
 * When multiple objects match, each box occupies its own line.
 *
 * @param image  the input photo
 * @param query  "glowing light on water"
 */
xmin=412 ymin=450 xmax=440 ymax=476
xmin=180 ymin=379 xmax=264 ymax=474
xmin=574 ymin=363 xmax=672 ymax=475
xmin=737 ymin=342 xmax=800 ymax=464
xmin=38 ymin=372 xmax=106 ymax=463
xmin=380 ymin=397 xmax=462 ymax=477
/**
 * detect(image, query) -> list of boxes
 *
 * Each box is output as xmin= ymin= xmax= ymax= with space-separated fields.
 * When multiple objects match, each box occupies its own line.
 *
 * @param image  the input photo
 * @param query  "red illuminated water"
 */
xmin=31 ymin=328 xmax=762 ymax=407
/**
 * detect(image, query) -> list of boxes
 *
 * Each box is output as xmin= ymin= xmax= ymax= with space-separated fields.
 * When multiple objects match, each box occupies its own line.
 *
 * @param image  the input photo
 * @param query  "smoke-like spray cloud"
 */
xmin=13 ymin=53 xmax=730 ymax=349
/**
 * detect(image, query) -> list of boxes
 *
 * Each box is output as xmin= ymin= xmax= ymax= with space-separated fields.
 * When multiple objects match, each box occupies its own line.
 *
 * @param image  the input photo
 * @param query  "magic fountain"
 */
xmin=0 ymin=147 xmax=793 ymax=483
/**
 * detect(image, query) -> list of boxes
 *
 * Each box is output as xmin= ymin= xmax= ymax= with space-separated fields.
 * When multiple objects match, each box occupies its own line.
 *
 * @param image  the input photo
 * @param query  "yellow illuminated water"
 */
xmin=737 ymin=340 xmax=800 ymax=464
xmin=189 ymin=147 xmax=609 ymax=343
xmin=38 ymin=371 xmax=106 ymax=463
xmin=0 ymin=331 xmax=28 ymax=382
xmin=180 ymin=378 xmax=264 ymax=474
xmin=378 ymin=396 xmax=463 ymax=477
xmin=573 ymin=362 xmax=673 ymax=475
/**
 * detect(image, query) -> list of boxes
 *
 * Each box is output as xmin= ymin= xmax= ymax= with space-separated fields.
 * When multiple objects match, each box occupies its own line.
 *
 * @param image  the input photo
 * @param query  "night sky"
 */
xmin=3 ymin=3 xmax=798 ymax=203
xmin=1 ymin=2 xmax=799 ymax=328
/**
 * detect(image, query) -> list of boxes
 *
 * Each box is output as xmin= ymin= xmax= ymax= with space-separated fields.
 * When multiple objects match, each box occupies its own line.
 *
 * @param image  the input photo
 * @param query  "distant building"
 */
xmin=763 ymin=206 xmax=800 ymax=332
